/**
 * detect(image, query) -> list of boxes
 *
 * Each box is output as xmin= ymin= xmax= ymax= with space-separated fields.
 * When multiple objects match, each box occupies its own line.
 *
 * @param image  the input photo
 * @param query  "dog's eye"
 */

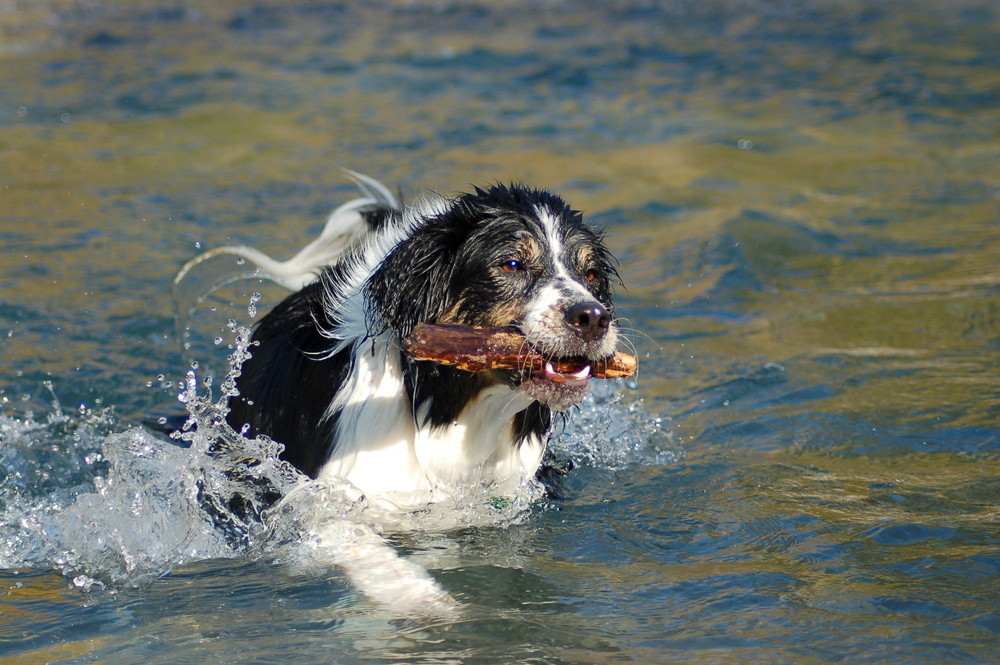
xmin=500 ymin=260 xmax=523 ymax=273
xmin=583 ymin=268 xmax=599 ymax=282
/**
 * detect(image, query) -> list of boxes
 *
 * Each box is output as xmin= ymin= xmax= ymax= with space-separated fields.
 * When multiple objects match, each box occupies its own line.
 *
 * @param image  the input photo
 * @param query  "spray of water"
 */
xmin=0 ymin=317 xmax=299 ymax=590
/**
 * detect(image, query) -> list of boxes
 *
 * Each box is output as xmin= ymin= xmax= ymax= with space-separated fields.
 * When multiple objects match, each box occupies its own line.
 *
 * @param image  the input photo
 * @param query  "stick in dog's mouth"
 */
xmin=402 ymin=322 xmax=637 ymax=381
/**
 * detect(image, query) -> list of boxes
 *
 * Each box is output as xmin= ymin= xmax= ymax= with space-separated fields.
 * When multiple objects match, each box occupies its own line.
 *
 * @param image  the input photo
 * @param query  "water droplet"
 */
xmin=248 ymin=292 xmax=262 ymax=318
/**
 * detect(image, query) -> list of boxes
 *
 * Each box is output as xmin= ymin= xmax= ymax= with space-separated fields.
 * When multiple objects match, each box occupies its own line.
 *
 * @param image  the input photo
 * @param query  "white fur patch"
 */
xmin=318 ymin=333 xmax=544 ymax=507
xmin=534 ymin=204 xmax=603 ymax=302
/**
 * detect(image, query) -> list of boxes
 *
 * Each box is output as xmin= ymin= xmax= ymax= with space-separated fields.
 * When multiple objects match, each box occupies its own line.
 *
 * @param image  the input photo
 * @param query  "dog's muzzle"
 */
xmin=517 ymin=297 xmax=618 ymax=411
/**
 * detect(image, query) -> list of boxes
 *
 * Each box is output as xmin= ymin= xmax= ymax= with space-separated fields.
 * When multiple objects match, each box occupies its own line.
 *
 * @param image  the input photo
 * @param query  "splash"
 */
xmin=0 ymin=320 xmax=298 ymax=589
xmin=0 ymin=407 xmax=232 ymax=589
xmin=550 ymin=379 xmax=683 ymax=470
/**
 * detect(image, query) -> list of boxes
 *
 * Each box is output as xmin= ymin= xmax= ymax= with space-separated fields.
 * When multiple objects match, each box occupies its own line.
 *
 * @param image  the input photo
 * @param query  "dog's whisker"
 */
xmin=614 ymin=320 xmax=658 ymax=347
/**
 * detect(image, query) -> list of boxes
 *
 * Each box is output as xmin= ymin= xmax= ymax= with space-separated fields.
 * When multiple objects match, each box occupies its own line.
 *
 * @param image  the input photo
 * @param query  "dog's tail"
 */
xmin=172 ymin=171 xmax=399 ymax=349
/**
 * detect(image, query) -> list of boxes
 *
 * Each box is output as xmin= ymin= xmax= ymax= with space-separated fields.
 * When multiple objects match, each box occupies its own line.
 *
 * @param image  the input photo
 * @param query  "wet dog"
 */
xmin=215 ymin=175 xmax=622 ymax=507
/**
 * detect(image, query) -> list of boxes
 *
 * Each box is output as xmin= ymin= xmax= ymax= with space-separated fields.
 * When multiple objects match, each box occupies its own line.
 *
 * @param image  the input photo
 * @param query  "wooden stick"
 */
xmin=402 ymin=323 xmax=637 ymax=379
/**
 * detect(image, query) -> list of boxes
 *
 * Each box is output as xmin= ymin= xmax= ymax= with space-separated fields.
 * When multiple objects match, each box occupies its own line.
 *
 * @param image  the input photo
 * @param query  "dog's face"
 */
xmin=371 ymin=184 xmax=620 ymax=411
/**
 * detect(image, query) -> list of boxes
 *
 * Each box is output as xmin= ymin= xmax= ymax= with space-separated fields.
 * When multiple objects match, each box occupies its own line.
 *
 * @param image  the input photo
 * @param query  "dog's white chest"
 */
xmin=316 ymin=340 xmax=544 ymax=506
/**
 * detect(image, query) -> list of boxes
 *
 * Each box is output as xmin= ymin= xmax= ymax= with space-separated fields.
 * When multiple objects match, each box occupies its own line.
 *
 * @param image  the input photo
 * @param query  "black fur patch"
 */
xmin=226 ymin=280 xmax=348 ymax=477
xmin=227 ymin=183 xmax=618 ymax=477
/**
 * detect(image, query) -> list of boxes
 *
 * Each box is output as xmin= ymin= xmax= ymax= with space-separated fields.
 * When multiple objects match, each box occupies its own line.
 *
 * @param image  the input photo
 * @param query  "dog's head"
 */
xmin=370 ymin=184 xmax=621 ymax=411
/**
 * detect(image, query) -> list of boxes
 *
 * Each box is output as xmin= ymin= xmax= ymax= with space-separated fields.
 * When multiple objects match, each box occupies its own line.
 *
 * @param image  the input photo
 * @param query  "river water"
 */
xmin=1 ymin=1 xmax=998 ymax=663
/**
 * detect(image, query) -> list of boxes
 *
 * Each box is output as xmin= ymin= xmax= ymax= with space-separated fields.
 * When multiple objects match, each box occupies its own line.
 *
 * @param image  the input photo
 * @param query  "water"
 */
xmin=1 ymin=0 xmax=998 ymax=662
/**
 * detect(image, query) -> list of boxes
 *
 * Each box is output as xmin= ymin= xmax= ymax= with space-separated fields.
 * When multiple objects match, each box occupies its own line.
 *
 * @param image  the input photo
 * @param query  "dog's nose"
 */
xmin=564 ymin=301 xmax=611 ymax=341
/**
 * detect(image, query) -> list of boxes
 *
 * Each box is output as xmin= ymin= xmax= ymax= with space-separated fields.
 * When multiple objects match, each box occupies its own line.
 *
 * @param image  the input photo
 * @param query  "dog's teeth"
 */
xmin=545 ymin=361 xmax=568 ymax=383
xmin=539 ymin=361 xmax=591 ymax=385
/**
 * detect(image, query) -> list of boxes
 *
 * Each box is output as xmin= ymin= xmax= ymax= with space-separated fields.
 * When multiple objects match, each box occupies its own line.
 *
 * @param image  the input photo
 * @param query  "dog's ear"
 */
xmin=365 ymin=225 xmax=463 ymax=338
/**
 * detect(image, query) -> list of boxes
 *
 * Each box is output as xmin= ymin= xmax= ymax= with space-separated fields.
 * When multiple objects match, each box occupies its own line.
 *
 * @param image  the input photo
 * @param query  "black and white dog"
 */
xmin=190 ymin=174 xmax=622 ymax=507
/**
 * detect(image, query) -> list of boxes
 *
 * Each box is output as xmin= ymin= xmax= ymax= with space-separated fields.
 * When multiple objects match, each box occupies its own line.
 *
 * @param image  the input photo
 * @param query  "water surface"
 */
xmin=1 ymin=1 xmax=998 ymax=663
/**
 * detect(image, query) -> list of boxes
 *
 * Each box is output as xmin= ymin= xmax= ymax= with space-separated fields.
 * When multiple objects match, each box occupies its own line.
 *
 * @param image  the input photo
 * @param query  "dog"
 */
xmin=181 ymin=174 xmax=622 ymax=509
